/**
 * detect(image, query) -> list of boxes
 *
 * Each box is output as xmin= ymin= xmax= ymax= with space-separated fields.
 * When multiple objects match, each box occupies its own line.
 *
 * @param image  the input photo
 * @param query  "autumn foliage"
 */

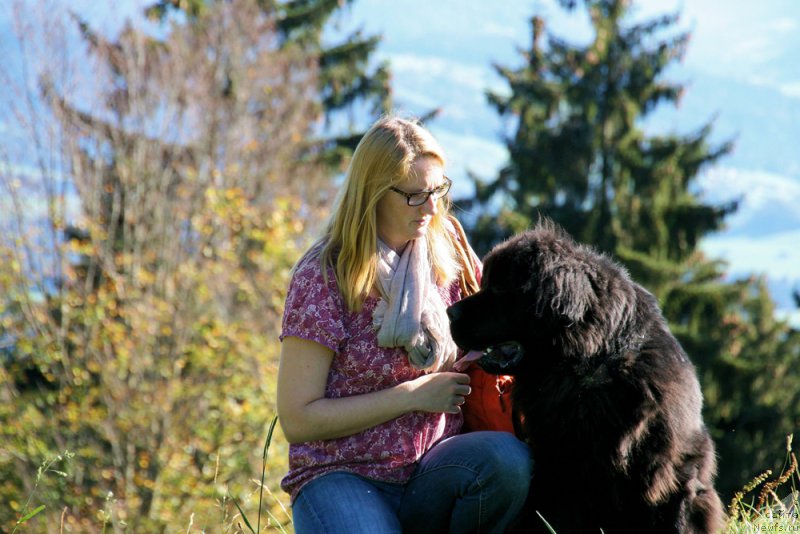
xmin=0 ymin=0 xmax=333 ymax=530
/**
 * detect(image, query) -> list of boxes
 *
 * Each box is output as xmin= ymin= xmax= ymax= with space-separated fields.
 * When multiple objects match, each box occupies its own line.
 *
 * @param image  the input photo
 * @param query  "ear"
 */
xmin=536 ymin=259 xmax=597 ymax=324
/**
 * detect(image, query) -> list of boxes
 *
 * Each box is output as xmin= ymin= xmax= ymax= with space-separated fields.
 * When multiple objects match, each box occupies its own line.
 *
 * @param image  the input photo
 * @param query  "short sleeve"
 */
xmin=280 ymin=250 xmax=347 ymax=353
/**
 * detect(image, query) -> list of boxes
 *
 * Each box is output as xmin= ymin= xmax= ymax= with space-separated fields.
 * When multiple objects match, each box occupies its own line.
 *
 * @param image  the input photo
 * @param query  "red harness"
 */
xmin=462 ymin=366 xmax=517 ymax=434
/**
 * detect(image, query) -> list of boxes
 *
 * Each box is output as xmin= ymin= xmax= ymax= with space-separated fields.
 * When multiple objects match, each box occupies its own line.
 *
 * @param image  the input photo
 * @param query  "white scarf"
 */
xmin=372 ymin=238 xmax=457 ymax=372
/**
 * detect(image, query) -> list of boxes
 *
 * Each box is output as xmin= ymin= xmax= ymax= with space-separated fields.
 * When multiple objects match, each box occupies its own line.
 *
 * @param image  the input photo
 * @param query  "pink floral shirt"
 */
xmin=279 ymin=243 xmax=463 ymax=502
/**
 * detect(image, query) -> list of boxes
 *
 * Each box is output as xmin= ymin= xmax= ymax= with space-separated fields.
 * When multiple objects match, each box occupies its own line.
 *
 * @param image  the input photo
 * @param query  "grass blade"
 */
xmin=265 ymin=509 xmax=289 ymax=534
xmin=536 ymin=511 xmax=558 ymax=534
xmin=13 ymin=504 xmax=46 ymax=531
xmin=229 ymin=491 xmax=256 ymax=534
xmin=257 ymin=415 xmax=279 ymax=534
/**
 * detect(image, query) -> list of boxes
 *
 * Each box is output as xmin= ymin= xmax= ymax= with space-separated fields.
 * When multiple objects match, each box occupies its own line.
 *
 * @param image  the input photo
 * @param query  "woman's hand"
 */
xmin=405 ymin=372 xmax=471 ymax=414
xmin=278 ymin=336 xmax=471 ymax=443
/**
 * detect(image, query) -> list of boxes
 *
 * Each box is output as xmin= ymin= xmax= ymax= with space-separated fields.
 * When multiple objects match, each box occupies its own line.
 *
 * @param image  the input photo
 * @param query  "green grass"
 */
xmin=229 ymin=415 xmax=290 ymax=534
xmin=726 ymin=436 xmax=799 ymax=533
xmin=12 ymin=432 xmax=799 ymax=533
xmin=11 ymin=450 xmax=74 ymax=533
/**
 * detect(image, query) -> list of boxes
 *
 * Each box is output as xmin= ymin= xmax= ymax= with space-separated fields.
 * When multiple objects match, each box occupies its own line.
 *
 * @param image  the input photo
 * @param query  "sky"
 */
xmin=327 ymin=0 xmax=800 ymax=322
xmin=2 ymin=0 xmax=799 ymax=321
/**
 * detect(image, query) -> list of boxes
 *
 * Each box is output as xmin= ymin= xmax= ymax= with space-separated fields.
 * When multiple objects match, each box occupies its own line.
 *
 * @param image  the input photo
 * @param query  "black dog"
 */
xmin=448 ymin=222 xmax=724 ymax=533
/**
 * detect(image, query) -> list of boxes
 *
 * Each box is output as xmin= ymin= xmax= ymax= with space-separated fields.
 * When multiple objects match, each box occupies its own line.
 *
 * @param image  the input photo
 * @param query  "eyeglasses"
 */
xmin=389 ymin=177 xmax=452 ymax=207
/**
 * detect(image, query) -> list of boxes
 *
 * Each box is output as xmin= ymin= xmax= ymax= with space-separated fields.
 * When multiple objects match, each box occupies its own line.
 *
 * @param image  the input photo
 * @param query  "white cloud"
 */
xmin=387 ymin=53 xmax=493 ymax=94
xmin=766 ymin=16 xmax=798 ymax=32
xmin=635 ymin=0 xmax=800 ymax=93
xmin=779 ymin=82 xmax=800 ymax=99
xmin=701 ymin=229 xmax=800 ymax=280
xmin=734 ymin=75 xmax=800 ymax=100
xmin=699 ymin=167 xmax=800 ymax=204
xmin=481 ymin=21 xmax=520 ymax=39
xmin=733 ymin=35 xmax=783 ymax=64
xmin=391 ymin=86 xmax=442 ymax=112
xmin=428 ymin=128 xmax=506 ymax=195
xmin=698 ymin=169 xmax=800 ymax=283
xmin=697 ymin=167 xmax=800 ymax=232
xmin=776 ymin=309 xmax=800 ymax=328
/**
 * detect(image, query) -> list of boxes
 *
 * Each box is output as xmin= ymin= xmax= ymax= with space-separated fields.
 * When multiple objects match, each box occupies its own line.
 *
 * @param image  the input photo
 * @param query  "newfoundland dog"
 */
xmin=448 ymin=222 xmax=724 ymax=533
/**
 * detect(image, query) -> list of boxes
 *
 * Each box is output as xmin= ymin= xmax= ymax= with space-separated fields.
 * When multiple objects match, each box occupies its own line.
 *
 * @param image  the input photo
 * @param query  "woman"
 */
xmin=277 ymin=115 xmax=531 ymax=533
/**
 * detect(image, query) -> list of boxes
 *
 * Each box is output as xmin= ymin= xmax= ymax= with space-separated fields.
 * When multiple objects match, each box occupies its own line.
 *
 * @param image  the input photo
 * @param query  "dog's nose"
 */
xmin=446 ymin=305 xmax=460 ymax=322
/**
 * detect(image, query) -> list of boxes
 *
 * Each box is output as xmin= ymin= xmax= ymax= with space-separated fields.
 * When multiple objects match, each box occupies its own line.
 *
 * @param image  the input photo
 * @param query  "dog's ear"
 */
xmin=535 ymin=259 xmax=598 ymax=324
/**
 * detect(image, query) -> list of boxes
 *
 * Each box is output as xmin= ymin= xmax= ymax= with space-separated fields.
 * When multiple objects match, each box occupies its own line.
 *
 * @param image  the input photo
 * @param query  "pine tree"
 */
xmin=146 ymin=0 xmax=392 ymax=166
xmin=470 ymin=0 xmax=735 ymax=256
xmin=463 ymin=0 xmax=800 ymax=500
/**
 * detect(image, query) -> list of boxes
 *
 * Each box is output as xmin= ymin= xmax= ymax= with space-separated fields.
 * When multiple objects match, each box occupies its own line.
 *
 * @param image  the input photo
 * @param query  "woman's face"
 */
xmin=376 ymin=156 xmax=446 ymax=253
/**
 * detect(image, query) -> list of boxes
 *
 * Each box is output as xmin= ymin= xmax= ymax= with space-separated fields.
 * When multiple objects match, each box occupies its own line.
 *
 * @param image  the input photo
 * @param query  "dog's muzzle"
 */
xmin=479 ymin=341 xmax=525 ymax=374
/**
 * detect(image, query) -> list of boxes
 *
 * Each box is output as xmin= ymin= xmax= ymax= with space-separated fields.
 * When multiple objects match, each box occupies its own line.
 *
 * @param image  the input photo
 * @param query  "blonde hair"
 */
xmin=320 ymin=115 xmax=460 ymax=312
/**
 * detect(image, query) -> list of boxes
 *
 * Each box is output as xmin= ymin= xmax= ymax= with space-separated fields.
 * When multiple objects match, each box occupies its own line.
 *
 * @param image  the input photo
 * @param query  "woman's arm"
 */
xmin=277 ymin=336 xmax=471 ymax=444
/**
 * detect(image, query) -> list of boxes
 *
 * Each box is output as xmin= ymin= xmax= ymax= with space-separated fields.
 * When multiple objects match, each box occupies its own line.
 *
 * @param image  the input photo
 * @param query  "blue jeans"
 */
xmin=292 ymin=431 xmax=532 ymax=533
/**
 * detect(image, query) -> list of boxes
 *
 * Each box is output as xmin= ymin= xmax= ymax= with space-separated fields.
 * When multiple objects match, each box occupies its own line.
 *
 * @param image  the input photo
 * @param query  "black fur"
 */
xmin=448 ymin=222 xmax=724 ymax=534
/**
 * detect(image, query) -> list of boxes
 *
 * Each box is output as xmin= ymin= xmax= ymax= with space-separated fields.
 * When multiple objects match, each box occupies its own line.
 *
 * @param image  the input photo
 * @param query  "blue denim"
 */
xmin=292 ymin=431 xmax=532 ymax=533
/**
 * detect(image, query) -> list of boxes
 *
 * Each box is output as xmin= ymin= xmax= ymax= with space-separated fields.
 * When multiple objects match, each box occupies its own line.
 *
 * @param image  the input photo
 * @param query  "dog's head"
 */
xmin=448 ymin=222 xmax=637 ymax=373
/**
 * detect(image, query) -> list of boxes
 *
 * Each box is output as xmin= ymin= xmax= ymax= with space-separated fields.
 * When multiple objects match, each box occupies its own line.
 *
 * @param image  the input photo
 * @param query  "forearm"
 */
xmin=279 ymin=381 xmax=417 ymax=443
xmin=277 ymin=337 xmax=469 ymax=444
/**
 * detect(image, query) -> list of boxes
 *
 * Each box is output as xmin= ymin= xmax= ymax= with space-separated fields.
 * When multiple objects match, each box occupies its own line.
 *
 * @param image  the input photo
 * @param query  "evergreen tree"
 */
xmin=470 ymin=0 xmax=735 ymax=258
xmin=463 ymin=0 xmax=800 ymax=500
xmin=146 ymin=0 xmax=392 ymax=165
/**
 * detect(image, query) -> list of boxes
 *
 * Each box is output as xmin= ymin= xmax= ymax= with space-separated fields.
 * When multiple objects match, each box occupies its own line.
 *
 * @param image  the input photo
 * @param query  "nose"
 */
xmin=421 ymin=193 xmax=438 ymax=215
